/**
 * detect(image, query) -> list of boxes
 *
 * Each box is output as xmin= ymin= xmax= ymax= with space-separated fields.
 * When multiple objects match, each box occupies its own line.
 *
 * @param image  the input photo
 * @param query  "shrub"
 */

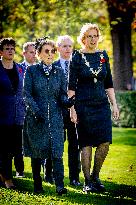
xmin=112 ymin=91 xmax=136 ymax=128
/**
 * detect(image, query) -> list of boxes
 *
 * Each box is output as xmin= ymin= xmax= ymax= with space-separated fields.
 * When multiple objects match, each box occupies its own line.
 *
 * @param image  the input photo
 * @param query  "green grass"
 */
xmin=0 ymin=127 xmax=136 ymax=205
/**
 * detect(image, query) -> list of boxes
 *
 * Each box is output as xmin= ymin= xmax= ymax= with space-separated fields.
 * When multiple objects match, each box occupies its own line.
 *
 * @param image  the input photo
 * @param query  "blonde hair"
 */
xmin=77 ymin=23 xmax=102 ymax=47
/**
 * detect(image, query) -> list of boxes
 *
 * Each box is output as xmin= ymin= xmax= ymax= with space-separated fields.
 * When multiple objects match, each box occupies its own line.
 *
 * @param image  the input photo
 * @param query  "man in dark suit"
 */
xmin=44 ymin=35 xmax=81 ymax=186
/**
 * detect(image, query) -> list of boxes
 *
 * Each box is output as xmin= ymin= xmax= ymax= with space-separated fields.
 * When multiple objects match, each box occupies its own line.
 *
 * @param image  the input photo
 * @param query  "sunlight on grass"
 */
xmin=0 ymin=127 xmax=136 ymax=205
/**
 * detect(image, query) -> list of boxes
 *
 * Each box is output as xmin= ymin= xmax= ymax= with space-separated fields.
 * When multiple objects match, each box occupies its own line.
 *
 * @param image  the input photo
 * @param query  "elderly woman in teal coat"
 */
xmin=23 ymin=37 xmax=73 ymax=195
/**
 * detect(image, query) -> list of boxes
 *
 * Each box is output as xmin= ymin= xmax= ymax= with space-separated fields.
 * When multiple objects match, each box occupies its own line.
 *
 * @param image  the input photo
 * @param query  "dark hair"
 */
xmin=35 ymin=36 xmax=56 ymax=53
xmin=0 ymin=37 xmax=16 ymax=51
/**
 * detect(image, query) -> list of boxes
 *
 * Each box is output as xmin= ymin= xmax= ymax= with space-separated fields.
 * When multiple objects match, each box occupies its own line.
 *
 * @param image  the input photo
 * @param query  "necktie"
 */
xmin=65 ymin=60 xmax=69 ymax=80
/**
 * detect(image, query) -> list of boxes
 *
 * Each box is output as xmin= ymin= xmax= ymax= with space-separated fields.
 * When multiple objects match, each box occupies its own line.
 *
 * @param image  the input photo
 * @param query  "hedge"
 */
xmin=112 ymin=91 xmax=136 ymax=128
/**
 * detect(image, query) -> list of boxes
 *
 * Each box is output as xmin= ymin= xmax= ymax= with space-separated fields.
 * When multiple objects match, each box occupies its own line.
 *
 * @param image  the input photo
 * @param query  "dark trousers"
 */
xmin=67 ymin=118 xmax=81 ymax=181
xmin=45 ymin=109 xmax=80 ymax=182
xmin=0 ymin=153 xmax=12 ymax=180
xmin=31 ymin=158 xmax=43 ymax=191
xmin=14 ymin=125 xmax=24 ymax=174
xmin=31 ymin=157 xmax=64 ymax=189
xmin=0 ymin=125 xmax=24 ymax=180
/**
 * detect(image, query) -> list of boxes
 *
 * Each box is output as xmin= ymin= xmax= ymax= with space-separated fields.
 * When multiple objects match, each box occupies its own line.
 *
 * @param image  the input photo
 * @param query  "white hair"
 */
xmin=56 ymin=35 xmax=74 ymax=47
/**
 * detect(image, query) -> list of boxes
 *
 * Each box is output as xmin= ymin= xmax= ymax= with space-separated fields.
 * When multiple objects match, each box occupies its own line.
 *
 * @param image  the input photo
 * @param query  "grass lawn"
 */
xmin=0 ymin=127 xmax=136 ymax=205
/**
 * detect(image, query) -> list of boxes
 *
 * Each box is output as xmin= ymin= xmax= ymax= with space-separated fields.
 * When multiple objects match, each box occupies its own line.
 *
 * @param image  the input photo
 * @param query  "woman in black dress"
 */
xmin=68 ymin=23 xmax=119 ymax=193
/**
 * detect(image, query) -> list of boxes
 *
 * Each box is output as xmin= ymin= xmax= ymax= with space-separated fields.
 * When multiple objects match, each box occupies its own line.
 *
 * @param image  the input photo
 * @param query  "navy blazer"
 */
xmin=19 ymin=61 xmax=27 ymax=75
xmin=54 ymin=59 xmax=70 ymax=118
xmin=54 ymin=60 xmax=62 ymax=71
xmin=54 ymin=59 xmax=69 ymax=83
xmin=0 ymin=60 xmax=25 ymax=125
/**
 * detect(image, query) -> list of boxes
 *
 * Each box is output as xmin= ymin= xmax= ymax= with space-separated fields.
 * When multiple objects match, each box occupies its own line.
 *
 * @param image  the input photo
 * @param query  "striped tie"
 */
xmin=65 ymin=60 xmax=69 ymax=80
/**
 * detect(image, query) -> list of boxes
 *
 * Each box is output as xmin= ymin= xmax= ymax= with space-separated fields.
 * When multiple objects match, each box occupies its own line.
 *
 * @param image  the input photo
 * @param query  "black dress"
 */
xmin=68 ymin=50 xmax=113 ymax=149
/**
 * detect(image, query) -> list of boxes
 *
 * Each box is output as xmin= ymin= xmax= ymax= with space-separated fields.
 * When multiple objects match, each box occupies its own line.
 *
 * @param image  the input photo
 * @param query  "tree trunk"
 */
xmin=111 ymin=18 xmax=133 ymax=90
xmin=106 ymin=0 xmax=134 ymax=91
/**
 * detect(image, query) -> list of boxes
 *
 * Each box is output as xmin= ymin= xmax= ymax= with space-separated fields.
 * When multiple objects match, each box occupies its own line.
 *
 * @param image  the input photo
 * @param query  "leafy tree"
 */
xmin=1 ymin=0 xmax=110 ymax=61
xmin=0 ymin=0 xmax=135 ymax=90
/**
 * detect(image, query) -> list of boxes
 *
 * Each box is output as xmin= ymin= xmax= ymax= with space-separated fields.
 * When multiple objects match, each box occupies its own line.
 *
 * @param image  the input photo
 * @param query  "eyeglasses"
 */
xmin=44 ymin=49 xmax=56 ymax=54
xmin=3 ymin=47 xmax=15 ymax=51
xmin=86 ymin=35 xmax=99 ymax=39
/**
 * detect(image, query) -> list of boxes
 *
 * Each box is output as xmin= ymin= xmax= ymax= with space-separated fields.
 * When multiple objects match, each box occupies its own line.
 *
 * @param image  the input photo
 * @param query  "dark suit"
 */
xmin=19 ymin=61 xmax=28 ymax=74
xmin=45 ymin=59 xmax=80 ymax=183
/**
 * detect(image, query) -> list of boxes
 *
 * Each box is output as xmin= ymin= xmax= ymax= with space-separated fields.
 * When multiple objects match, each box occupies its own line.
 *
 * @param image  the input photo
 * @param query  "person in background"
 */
xmin=23 ymin=37 xmax=73 ymax=195
xmin=44 ymin=35 xmax=81 ymax=186
xmin=14 ymin=41 xmax=37 ymax=178
xmin=0 ymin=37 xmax=25 ymax=189
xmin=68 ymin=23 xmax=119 ymax=193
xmin=56 ymin=35 xmax=81 ymax=186
xmin=20 ymin=41 xmax=36 ymax=73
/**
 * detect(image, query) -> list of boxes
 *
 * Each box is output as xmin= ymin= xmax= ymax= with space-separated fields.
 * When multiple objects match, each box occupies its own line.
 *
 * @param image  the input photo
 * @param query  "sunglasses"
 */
xmin=44 ymin=49 xmax=56 ymax=54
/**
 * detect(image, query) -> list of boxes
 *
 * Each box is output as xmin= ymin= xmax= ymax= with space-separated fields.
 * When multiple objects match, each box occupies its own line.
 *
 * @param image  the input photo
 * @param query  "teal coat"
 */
xmin=23 ymin=62 xmax=67 ymax=159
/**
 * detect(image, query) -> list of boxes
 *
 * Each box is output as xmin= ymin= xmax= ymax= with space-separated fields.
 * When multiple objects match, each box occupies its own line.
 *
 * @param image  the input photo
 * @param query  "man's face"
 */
xmin=0 ymin=44 xmax=15 ymax=61
xmin=23 ymin=45 xmax=36 ymax=64
xmin=57 ymin=39 xmax=73 ymax=60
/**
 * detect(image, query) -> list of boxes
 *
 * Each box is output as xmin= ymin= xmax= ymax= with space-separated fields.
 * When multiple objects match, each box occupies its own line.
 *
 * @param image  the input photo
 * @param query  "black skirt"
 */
xmin=75 ymin=102 xmax=112 ymax=149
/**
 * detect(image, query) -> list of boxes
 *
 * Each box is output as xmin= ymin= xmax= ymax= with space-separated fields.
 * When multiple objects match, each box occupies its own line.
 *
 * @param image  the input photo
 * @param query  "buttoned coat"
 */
xmin=23 ymin=62 xmax=68 ymax=159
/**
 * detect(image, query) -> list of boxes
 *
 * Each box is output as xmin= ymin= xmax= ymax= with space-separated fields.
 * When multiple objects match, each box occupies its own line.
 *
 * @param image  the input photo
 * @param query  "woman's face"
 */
xmin=38 ymin=44 xmax=56 ymax=65
xmin=0 ymin=44 xmax=15 ymax=61
xmin=83 ymin=28 xmax=99 ymax=50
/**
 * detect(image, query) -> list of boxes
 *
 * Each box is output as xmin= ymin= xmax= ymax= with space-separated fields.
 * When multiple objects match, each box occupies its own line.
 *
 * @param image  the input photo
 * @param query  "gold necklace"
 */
xmin=81 ymin=53 xmax=104 ymax=83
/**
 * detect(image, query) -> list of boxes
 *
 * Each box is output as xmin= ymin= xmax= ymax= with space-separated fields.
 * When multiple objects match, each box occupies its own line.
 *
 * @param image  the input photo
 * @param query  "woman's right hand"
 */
xmin=70 ymin=106 xmax=78 ymax=124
